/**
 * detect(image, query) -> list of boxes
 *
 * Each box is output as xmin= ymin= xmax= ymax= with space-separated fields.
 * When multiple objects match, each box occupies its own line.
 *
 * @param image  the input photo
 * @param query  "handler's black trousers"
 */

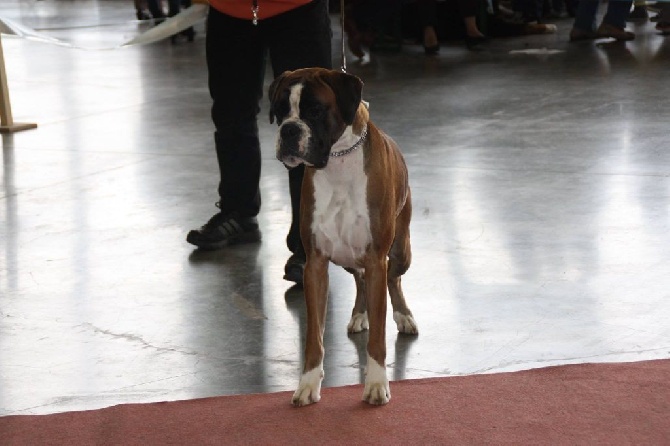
xmin=206 ymin=0 xmax=332 ymax=254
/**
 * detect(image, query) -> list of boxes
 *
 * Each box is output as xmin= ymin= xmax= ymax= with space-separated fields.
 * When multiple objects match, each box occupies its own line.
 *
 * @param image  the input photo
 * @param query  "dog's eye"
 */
xmin=305 ymin=107 xmax=323 ymax=119
xmin=274 ymin=103 xmax=289 ymax=125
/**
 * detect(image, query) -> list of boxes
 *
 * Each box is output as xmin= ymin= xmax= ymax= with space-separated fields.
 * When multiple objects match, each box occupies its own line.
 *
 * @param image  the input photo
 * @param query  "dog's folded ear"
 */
xmin=268 ymin=70 xmax=292 ymax=124
xmin=323 ymin=71 xmax=364 ymax=126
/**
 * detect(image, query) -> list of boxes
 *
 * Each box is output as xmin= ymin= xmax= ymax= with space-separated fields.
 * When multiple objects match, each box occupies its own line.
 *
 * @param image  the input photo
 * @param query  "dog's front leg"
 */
xmin=292 ymin=253 xmax=329 ymax=407
xmin=362 ymin=256 xmax=390 ymax=405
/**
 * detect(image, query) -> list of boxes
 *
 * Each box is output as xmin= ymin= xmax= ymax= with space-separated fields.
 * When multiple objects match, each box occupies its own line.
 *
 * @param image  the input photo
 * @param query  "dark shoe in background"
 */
xmin=136 ymin=10 xmax=152 ymax=20
xmin=596 ymin=23 xmax=636 ymax=41
xmin=656 ymin=21 xmax=670 ymax=34
xmin=569 ymin=27 xmax=597 ymax=41
xmin=423 ymin=26 xmax=440 ymax=55
xmin=283 ymin=252 xmax=305 ymax=285
xmin=465 ymin=35 xmax=488 ymax=50
xmin=627 ymin=6 xmax=649 ymax=21
xmin=171 ymin=27 xmax=196 ymax=44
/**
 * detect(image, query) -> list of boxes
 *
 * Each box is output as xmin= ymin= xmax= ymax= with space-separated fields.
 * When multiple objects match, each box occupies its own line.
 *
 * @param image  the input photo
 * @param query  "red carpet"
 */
xmin=2 ymin=359 xmax=669 ymax=445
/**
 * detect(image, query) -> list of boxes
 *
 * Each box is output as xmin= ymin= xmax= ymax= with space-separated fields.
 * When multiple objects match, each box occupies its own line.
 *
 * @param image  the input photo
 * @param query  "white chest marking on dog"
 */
xmin=312 ymin=127 xmax=371 ymax=270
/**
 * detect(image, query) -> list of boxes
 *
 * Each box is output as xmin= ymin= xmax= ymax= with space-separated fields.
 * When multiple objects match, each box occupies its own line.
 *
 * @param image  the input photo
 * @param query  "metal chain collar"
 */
xmin=330 ymin=125 xmax=368 ymax=157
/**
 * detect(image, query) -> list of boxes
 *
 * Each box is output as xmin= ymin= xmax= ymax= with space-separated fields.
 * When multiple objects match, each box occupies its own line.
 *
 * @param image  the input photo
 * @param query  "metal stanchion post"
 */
xmin=0 ymin=33 xmax=37 ymax=133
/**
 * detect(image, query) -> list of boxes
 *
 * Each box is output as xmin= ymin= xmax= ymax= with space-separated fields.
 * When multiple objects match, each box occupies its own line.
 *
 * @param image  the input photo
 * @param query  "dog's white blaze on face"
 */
xmin=311 ymin=134 xmax=371 ymax=269
xmin=275 ymin=83 xmax=312 ymax=167
xmin=287 ymin=83 xmax=302 ymax=119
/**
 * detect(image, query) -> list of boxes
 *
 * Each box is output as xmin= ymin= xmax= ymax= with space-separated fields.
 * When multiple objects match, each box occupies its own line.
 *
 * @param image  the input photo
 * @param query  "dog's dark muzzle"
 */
xmin=276 ymin=122 xmax=305 ymax=163
xmin=280 ymin=122 xmax=302 ymax=142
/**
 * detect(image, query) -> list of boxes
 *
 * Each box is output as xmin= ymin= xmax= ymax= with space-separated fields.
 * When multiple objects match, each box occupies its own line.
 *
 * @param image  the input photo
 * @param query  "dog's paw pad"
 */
xmin=347 ymin=311 xmax=369 ymax=333
xmin=393 ymin=311 xmax=418 ymax=335
xmin=362 ymin=382 xmax=390 ymax=405
xmin=363 ymin=356 xmax=390 ymax=405
xmin=291 ymin=368 xmax=323 ymax=407
xmin=292 ymin=387 xmax=321 ymax=406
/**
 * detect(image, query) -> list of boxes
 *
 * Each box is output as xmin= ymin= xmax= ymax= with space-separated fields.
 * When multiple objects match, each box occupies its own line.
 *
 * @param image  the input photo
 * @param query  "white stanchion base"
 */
xmin=0 ymin=122 xmax=37 ymax=133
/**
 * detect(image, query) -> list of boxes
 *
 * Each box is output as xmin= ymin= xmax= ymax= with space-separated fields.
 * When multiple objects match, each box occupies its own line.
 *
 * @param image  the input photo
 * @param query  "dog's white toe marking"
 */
xmin=393 ymin=311 xmax=418 ymax=335
xmin=363 ymin=355 xmax=390 ymax=405
xmin=292 ymin=367 xmax=324 ymax=407
xmin=347 ymin=311 xmax=369 ymax=333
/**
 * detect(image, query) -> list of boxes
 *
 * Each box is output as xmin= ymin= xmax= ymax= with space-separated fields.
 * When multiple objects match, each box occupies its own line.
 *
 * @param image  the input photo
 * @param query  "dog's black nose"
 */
xmin=280 ymin=123 xmax=301 ymax=140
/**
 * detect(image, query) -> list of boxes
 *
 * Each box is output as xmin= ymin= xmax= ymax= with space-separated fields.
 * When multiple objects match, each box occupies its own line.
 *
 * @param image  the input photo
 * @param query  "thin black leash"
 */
xmin=340 ymin=0 xmax=347 ymax=73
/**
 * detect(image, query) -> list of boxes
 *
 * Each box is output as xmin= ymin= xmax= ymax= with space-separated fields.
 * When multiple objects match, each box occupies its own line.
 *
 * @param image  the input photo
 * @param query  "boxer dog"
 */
xmin=269 ymin=68 xmax=417 ymax=406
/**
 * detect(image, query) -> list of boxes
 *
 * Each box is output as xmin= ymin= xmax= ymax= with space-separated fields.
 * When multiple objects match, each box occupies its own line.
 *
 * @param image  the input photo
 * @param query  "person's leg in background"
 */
xmin=600 ymin=0 xmax=635 ymax=32
xmin=416 ymin=0 xmax=441 ymax=54
xmin=655 ymin=3 xmax=670 ymax=33
xmin=145 ymin=0 xmax=166 ymax=22
xmin=266 ymin=0 xmax=333 ymax=283
xmin=628 ymin=1 xmax=649 ymax=21
xmin=457 ymin=0 xmax=487 ymax=49
xmin=134 ymin=0 xmax=151 ymax=20
xmin=166 ymin=0 xmax=195 ymax=43
xmin=570 ymin=0 xmax=634 ymax=41
xmin=571 ymin=0 xmax=599 ymax=37
xmin=512 ymin=0 xmax=542 ymax=22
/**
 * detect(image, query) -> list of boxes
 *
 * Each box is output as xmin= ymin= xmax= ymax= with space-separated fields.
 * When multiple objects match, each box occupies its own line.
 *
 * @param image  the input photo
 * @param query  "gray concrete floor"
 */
xmin=2 ymin=0 xmax=670 ymax=416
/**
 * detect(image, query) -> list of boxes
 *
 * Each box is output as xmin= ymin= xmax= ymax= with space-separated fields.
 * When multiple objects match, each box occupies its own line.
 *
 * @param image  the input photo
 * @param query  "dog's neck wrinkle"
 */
xmin=331 ymin=126 xmax=361 ymax=154
xmin=352 ymin=102 xmax=369 ymax=134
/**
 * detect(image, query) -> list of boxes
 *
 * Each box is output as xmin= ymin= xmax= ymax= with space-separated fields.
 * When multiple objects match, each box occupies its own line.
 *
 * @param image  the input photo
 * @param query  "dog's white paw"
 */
xmin=362 ymin=356 xmax=390 ymax=405
xmin=291 ymin=367 xmax=324 ymax=407
xmin=393 ymin=311 xmax=418 ymax=335
xmin=347 ymin=311 xmax=369 ymax=333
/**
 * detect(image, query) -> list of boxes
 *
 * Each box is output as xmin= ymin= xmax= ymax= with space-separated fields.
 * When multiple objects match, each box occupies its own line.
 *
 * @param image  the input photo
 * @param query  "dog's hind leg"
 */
xmin=346 ymin=268 xmax=369 ymax=333
xmin=387 ymin=192 xmax=418 ymax=335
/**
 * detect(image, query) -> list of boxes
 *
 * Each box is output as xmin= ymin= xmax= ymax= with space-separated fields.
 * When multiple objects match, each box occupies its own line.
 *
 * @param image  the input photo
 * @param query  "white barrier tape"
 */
xmin=0 ymin=4 xmax=208 ymax=50
xmin=0 ymin=16 xmax=65 ymax=47
xmin=509 ymin=48 xmax=565 ymax=56
xmin=121 ymin=4 xmax=207 ymax=48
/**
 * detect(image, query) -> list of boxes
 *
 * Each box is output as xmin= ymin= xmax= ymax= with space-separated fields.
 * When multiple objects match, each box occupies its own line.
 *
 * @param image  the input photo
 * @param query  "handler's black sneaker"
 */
xmin=187 ymin=210 xmax=261 ymax=250
xmin=283 ymin=252 xmax=305 ymax=285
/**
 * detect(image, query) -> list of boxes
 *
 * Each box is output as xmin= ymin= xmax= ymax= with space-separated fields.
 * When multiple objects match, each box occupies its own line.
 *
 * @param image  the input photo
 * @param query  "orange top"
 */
xmin=209 ymin=0 xmax=313 ymax=20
